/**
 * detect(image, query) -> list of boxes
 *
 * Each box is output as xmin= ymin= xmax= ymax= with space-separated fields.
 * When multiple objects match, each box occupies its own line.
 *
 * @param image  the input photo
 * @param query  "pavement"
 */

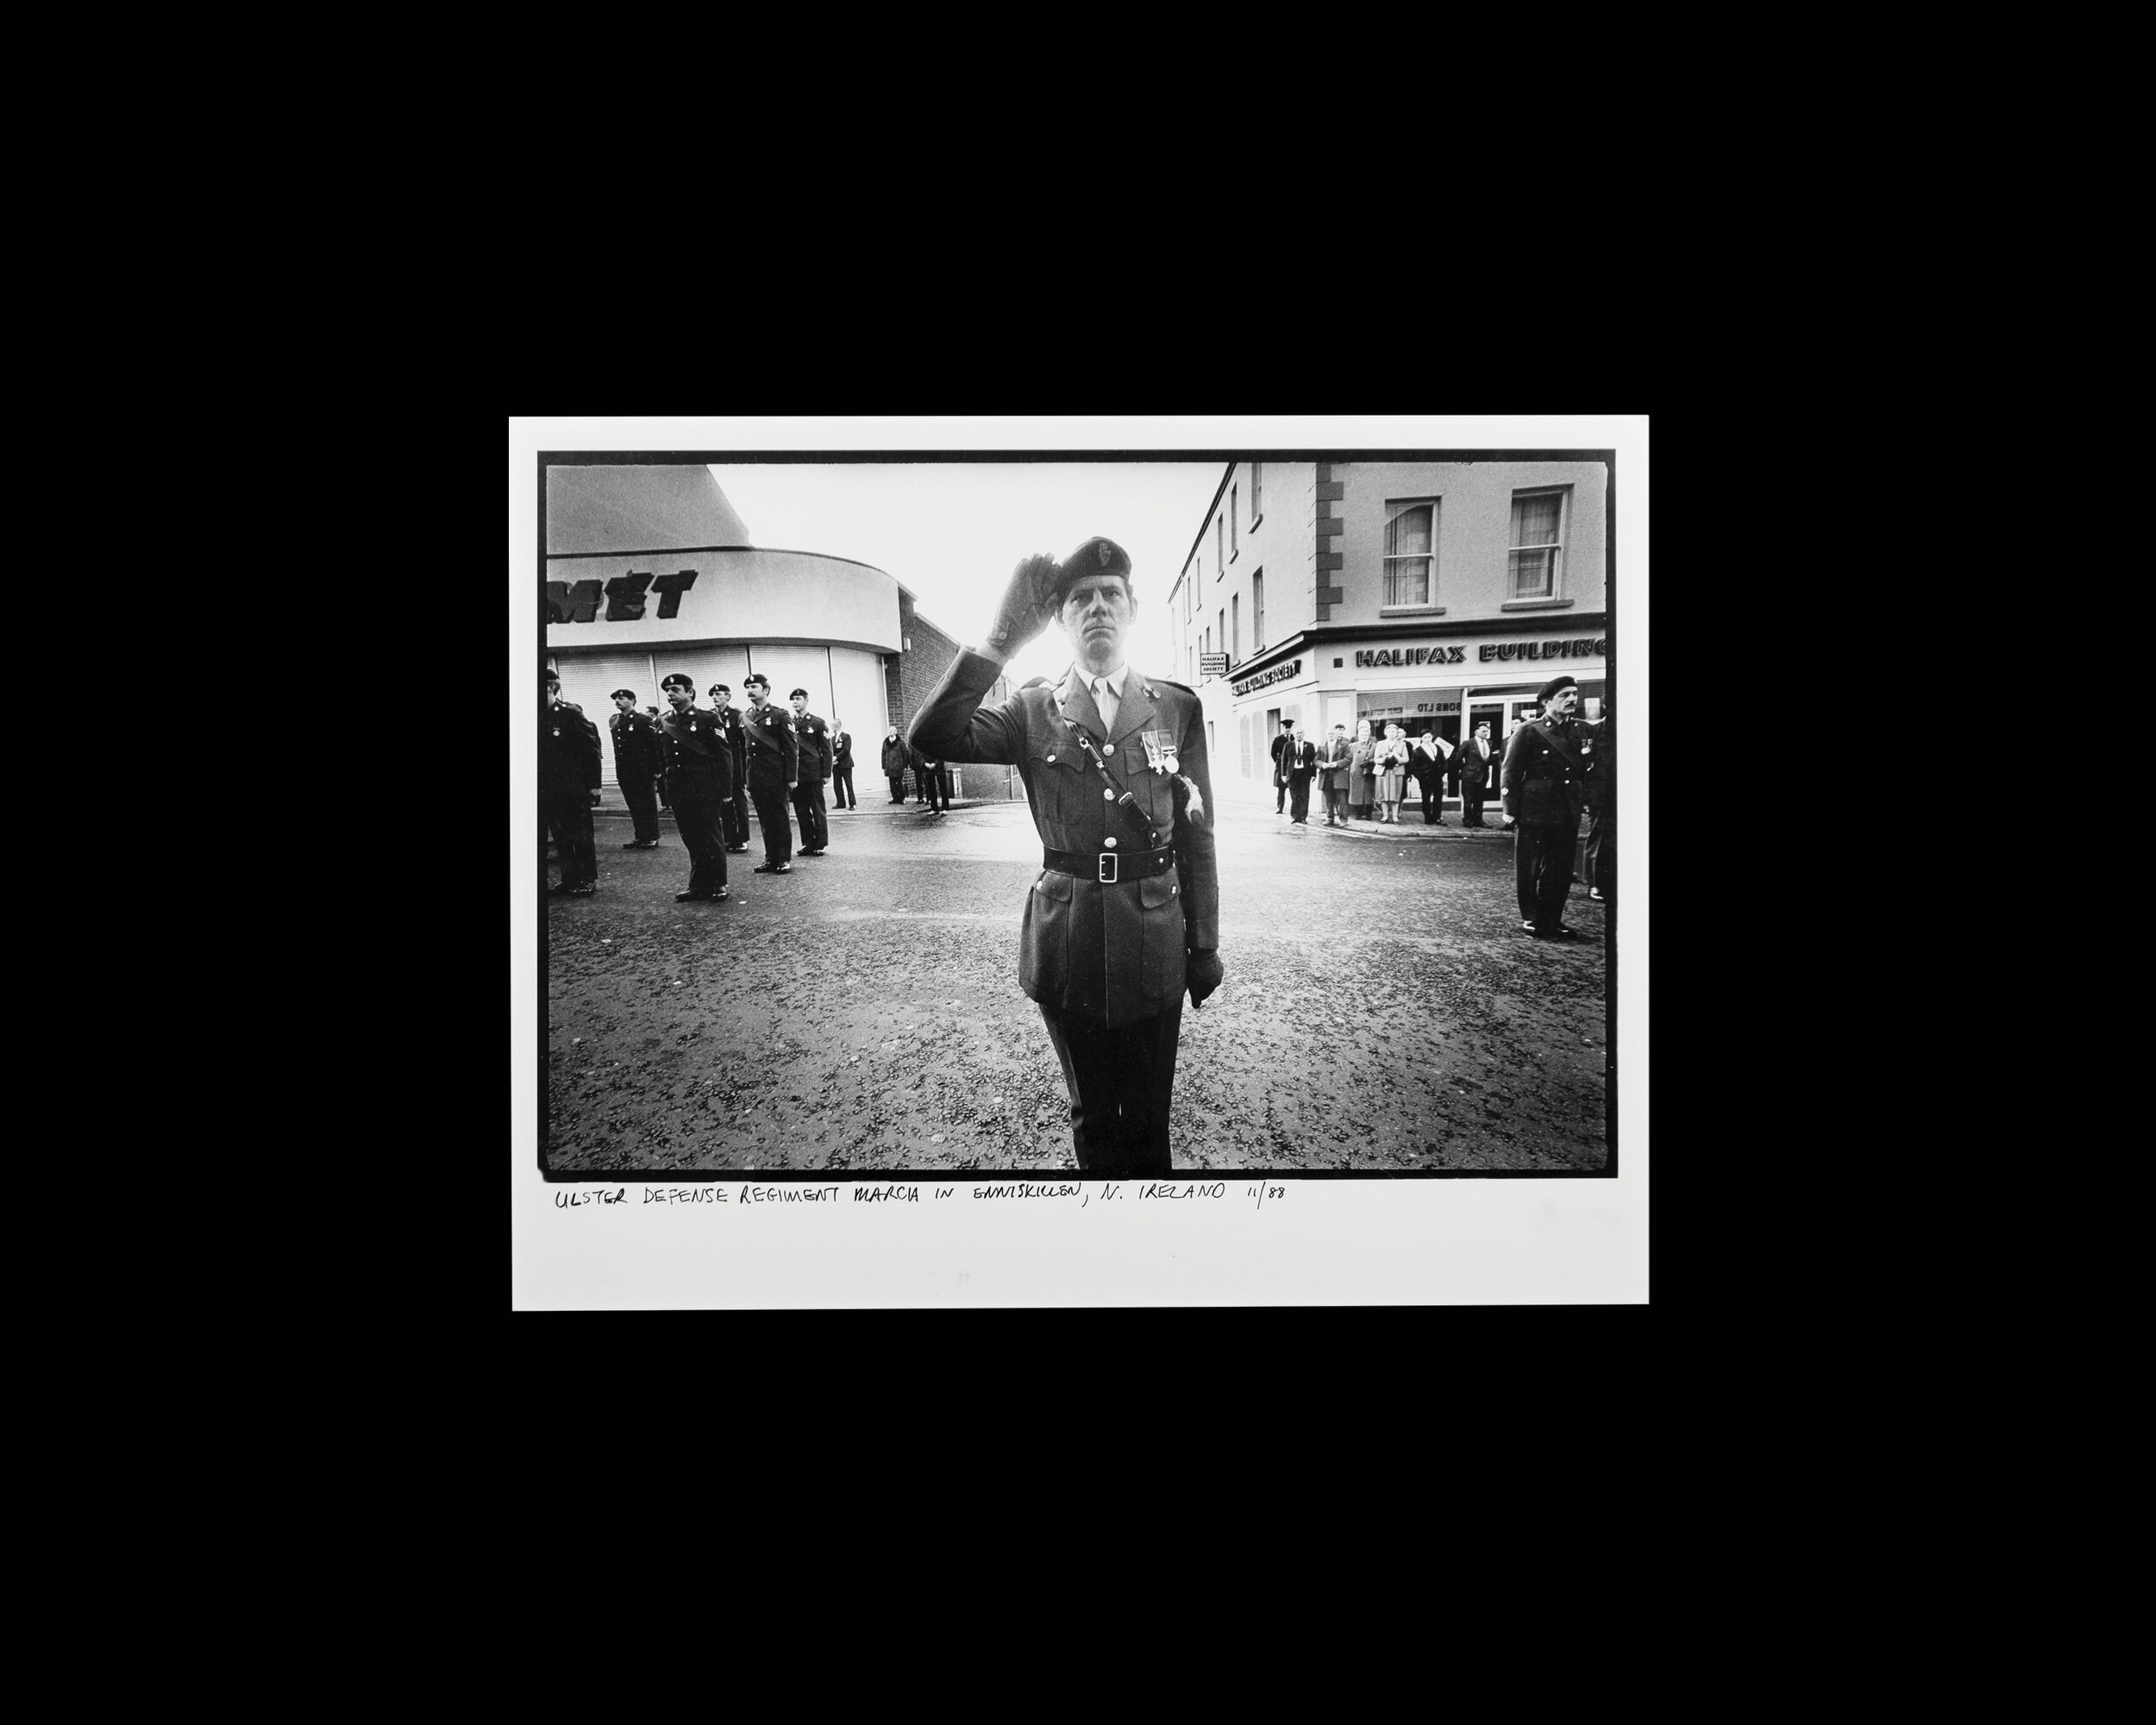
xmin=542 ymin=794 xmax=1611 ymax=1176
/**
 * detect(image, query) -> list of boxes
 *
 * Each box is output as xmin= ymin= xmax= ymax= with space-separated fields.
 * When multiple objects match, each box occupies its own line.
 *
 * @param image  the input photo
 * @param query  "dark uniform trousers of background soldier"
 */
xmin=1583 ymin=712 xmax=1614 ymax=904
xmin=792 ymin=708 xmax=832 ymax=850
xmin=911 ymin=653 xmax=1219 ymax=1176
xmin=913 ymin=747 xmax=947 ymax=812
xmin=830 ymin=728 xmax=856 ymax=808
xmin=715 ymin=704 xmax=750 ymax=849
xmin=611 ymin=705 xmax=664 ymax=845
xmin=659 ymin=706 xmax=734 ymax=897
xmin=542 ymin=696 xmax=602 ymax=889
xmin=744 ymin=701 xmax=799 ymax=867
xmin=1501 ymin=709 xmax=1586 ymax=934
xmin=1269 ymin=730 xmax=1293 ymax=813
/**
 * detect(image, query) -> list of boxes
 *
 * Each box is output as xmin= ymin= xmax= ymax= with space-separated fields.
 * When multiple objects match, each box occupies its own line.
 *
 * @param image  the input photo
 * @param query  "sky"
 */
xmin=705 ymin=461 xmax=1225 ymax=688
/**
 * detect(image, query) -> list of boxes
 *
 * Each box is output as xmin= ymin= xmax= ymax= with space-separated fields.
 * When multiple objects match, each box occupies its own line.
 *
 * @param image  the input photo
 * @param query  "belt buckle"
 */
xmin=1098 ymin=852 xmax=1119 ymax=884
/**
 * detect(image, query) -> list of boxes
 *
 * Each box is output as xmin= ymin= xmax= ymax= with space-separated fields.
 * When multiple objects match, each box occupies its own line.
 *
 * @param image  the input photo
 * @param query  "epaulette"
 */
xmin=1149 ymin=677 xmax=1197 ymax=698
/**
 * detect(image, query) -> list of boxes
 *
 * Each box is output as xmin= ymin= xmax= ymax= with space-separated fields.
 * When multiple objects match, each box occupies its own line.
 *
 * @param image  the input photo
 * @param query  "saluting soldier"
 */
xmin=1501 ymin=674 xmax=1590 ymax=939
xmin=908 ymin=537 xmax=1223 ymax=1176
xmin=608 ymin=690 xmax=665 ymax=849
xmin=740 ymin=673 xmax=799 ymax=874
xmin=657 ymin=674 xmax=734 ymax=903
xmin=542 ymin=668 xmax=603 ymax=896
xmin=788 ymin=688 xmax=833 ymax=856
xmin=706 ymin=684 xmax=752 ymax=853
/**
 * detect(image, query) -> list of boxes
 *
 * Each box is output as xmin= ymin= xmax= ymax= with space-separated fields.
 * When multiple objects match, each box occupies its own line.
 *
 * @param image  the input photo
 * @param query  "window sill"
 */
xmin=1501 ymin=597 xmax=1573 ymax=612
xmin=1250 ymin=513 xmax=1263 ymax=531
xmin=1230 ymin=550 xmax=1238 ymax=563
xmin=1379 ymin=605 xmax=1446 ymax=618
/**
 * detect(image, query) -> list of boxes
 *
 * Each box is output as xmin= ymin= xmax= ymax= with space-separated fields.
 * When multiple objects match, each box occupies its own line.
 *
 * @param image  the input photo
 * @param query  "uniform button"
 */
xmin=1104 ymin=837 xmax=1117 ymax=849
xmin=1046 ymin=752 xmax=1056 ymax=762
xmin=1103 ymin=789 xmax=1114 ymax=801
xmin=1102 ymin=743 xmax=1114 ymax=756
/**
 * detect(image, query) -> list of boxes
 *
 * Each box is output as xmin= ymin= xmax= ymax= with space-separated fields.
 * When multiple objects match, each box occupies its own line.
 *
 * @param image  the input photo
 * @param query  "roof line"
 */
xmin=545 ymin=544 xmax=893 ymax=578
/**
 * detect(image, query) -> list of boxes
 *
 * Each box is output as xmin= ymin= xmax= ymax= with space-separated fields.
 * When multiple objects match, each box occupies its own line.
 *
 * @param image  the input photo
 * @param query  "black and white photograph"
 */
xmin=511 ymin=417 xmax=1645 ymax=1308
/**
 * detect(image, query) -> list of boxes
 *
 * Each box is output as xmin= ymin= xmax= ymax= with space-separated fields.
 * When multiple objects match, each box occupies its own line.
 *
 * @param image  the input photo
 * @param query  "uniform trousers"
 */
xmin=1275 ymin=774 xmax=1288 ymax=813
xmin=1288 ymin=774 xmax=1313 ymax=821
xmin=1037 ymin=1000 xmax=1183 ymax=1176
xmin=830 ymin=766 xmax=855 ymax=808
xmin=791 ymin=781 xmax=829 ymax=850
xmin=622 ymin=774 xmax=661 ymax=844
xmin=749 ymin=778 xmax=793 ymax=866
xmin=545 ymin=793 xmax=597 ymax=888
xmin=723 ymin=783 xmax=749 ymax=848
xmin=1584 ymin=807 xmax=1614 ymax=902
xmin=673 ymin=791 xmax=730 ymax=895
xmin=1515 ymin=821 xmax=1577 ymax=931
xmin=918 ymin=767 xmax=946 ymax=812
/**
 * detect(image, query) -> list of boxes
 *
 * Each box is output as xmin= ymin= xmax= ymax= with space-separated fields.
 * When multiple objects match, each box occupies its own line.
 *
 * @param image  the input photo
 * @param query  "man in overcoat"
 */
xmin=908 ymin=537 xmax=1223 ymax=1176
xmin=1282 ymin=723 xmax=1318 ymax=825
xmin=1316 ymin=724 xmax=1352 ymax=826
xmin=741 ymin=673 xmax=799 ymax=874
xmin=542 ymin=668 xmax=603 ymax=896
xmin=708 ymin=684 xmax=751 ymax=852
xmin=788 ymin=688 xmax=833 ymax=855
xmin=880 ymin=725 xmax=909 ymax=803
xmin=608 ymin=689 xmax=664 ymax=849
xmin=1458 ymin=722 xmax=1495 ymax=827
xmin=657 ymin=674 xmax=734 ymax=902
xmin=1501 ymin=674 xmax=1589 ymax=938
xmin=1269 ymin=721 xmax=1295 ymax=815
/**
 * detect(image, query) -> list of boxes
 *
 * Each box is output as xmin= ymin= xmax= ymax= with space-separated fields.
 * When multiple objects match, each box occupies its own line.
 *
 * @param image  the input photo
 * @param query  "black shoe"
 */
xmin=640 ymin=840 xmax=661 ymax=849
xmin=622 ymin=840 xmax=643 ymax=849
xmin=753 ymin=863 xmax=793 ymax=874
xmin=713 ymin=888 xmax=730 ymax=902
xmin=676 ymin=891 xmax=705 ymax=901
xmin=548 ymin=881 xmax=576 ymax=895
xmin=726 ymin=844 xmax=749 ymax=853
xmin=799 ymin=848 xmax=824 ymax=856
xmin=569 ymin=882 xmax=596 ymax=896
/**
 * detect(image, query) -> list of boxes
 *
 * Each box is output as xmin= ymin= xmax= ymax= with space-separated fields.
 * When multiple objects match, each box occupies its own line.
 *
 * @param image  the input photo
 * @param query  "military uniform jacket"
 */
xmin=1501 ymin=718 xmax=1586 ymax=830
xmin=609 ymin=708 xmax=663 ymax=780
xmin=714 ymin=706 xmax=749 ymax=784
xmin=910 ymin=650 xmax=1219 ymax=1029
xmin=743 ymin=701 xmax=799 ymax=787
xmin=659 ymin=705 xmax=736 ymax=802
xmin=542 ymin=701 xmax=602 ymax=799
xmin=793 ymin=711 xmax=833 ymax=779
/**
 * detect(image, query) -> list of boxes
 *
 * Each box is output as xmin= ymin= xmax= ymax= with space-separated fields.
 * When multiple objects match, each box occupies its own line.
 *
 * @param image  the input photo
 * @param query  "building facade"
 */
xmin=1166 ymin=460 xmax=1609 ymax=804
xmin=542 ymin=465 xmax=1010 ymax=799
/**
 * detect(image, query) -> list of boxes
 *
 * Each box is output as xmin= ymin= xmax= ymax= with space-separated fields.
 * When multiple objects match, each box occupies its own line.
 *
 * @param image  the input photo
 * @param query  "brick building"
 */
xmin=890 ymin=586 xmax=1015 ymax=802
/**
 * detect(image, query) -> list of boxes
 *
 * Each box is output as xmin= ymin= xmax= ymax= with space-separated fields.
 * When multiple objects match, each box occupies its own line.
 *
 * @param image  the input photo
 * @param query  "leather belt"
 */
xmin=1044 ymin=844 xmax=1177 ymax=885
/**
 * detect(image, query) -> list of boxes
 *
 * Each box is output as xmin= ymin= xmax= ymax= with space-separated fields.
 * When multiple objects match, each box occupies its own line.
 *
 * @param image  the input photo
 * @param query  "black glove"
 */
xmin=589 ymin=789 xmax=602 ymax=806
xmin=1187 ymin=949 xmax=1224 ymax=1009
xmin=985 ymin=553 xmax=1063 ymax=656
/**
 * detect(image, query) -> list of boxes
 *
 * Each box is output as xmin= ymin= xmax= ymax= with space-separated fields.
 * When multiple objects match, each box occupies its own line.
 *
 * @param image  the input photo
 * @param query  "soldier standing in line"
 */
xmin=788 ymin=688 xmax=832 ymax=856
xmin=647 ymin=708 xmax=670 ymax=811
xmin=908 ymin=537 xmax=1223 ymax=1176
xmin=657 ymin=674 xmax=733 ymax=903
xmin=542 ymin=668 xmax=603 ymax=897
xmin=1501 ymin=674 xmax=1589 ymax=939
xmin=608 ymin=690 xmax=664 ymax=849
xmin=707 ymin=684 xmax=752 ymax=853
xmin=829 ymin=720 xmax=856 ymax=810
xmin=741 ymin=673 xmax=798 ymax=875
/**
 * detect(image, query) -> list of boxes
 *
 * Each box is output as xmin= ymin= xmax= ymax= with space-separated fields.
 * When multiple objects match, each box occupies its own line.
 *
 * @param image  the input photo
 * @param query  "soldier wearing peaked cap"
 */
xmin=608 ymin=690 xmax=664 ymax=848
xmin=1501 ymin=673 xmax=1590 ymax=938
xmin=658 ymin=674 xmax=734 ymax=902
xmin=741 ymin=673 xmax=799 ymax=873
xmin=542 ymin=668 xmax=603 ymax=896
xmin=908 ymin=536 xmax=1223 ymax=1176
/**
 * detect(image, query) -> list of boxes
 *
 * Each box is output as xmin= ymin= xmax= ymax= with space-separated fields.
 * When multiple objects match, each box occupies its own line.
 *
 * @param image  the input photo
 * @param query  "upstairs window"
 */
xmin=1252 ymin=568 xmax=1264 ymax=649
xmin=1250 ymin=462 xmax=1263 ymax=525
xmin=1383 ymin=499 xmax=1437 ymax=607
xmin=1230 ymin=487 xmax=1238 ymax=559
xmin=1508 ymin=490 xmax=1567 ymax=599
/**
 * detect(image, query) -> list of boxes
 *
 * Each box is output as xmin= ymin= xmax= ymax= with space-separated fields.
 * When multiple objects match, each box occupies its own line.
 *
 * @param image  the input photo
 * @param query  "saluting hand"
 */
xmin=986 ymin=553 xmax=1062 ymax=656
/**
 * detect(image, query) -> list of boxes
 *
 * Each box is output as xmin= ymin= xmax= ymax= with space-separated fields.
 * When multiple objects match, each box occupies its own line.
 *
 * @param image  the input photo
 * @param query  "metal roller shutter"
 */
xmin=551 ymin=651 xmax=659 ymax=785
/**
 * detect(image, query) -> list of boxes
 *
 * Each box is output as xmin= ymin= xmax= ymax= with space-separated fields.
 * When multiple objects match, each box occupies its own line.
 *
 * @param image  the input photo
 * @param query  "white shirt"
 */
xmin=1088 ymin=664 xmax=1129 ymax=734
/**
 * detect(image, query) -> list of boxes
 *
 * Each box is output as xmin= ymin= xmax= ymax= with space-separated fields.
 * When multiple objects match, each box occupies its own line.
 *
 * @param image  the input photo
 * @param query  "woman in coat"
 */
xmin=1408 ymin=728 xmax=1451 ymax=825
xmin=1374 ymin=722 xmax=1412 ymax=823
xmin=1348 ymin=718 xmax=1377 ymax=820
xmin=880 ymin=726 xmax=909 ymax=803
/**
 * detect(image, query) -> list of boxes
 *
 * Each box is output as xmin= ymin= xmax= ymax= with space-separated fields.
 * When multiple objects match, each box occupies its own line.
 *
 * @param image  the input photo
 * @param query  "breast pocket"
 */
xmin=1020 ymin=869 xmax=1075 ymax=1000
xmin=1138 ymin=871 xmax=1186 ymax=1000
xmin=1025 ymin=741 xmax=1081 ymax=825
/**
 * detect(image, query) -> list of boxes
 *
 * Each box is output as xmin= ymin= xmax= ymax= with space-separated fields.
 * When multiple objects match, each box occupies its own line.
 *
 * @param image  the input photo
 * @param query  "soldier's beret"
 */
xmin=711 ymin=683 xmax=730 ymax=694
xmin=743 ymin=674 xmax=769 ymax=690
xmin=1051 ymin=536 xmax=1133 ymax=603
xmin=544 ymin=668 xmax=561 ymax=686
xmin=611 ymin=688 xmax=636 ymax=701
xmin=661 ymin=673 xmax=694 ymax=691
xmin=790 ymin=687 xmax=810 ymax=699
xmin=1537 ymin=674 xmax=1577 ymax=702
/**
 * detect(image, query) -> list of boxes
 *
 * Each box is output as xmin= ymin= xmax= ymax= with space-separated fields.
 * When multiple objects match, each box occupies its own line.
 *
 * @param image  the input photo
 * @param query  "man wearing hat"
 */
xmin=707 ymin=684 xmax=752 ymax=853
xmin=788 ymin=687 xmax=833 ymax=856
xmin=608 ymin=690 xmax=664 ymax=849
xmin=908 ymin=538 xmax=1223 ymax=1176
xmin=1501 ymin=674 xmax=1591 ymax=938
xmin=657 ymin=674 xmax=734 ymax=903
xmin=740 ymin=674 xmax=799 ymax=874
xmin=542 ymin=669 xmax=603 ymax=897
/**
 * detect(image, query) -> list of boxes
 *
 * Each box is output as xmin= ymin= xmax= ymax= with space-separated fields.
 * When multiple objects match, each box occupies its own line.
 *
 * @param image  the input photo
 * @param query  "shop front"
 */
xmin=1215 ymin=622 xmax=1607 ymax=809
